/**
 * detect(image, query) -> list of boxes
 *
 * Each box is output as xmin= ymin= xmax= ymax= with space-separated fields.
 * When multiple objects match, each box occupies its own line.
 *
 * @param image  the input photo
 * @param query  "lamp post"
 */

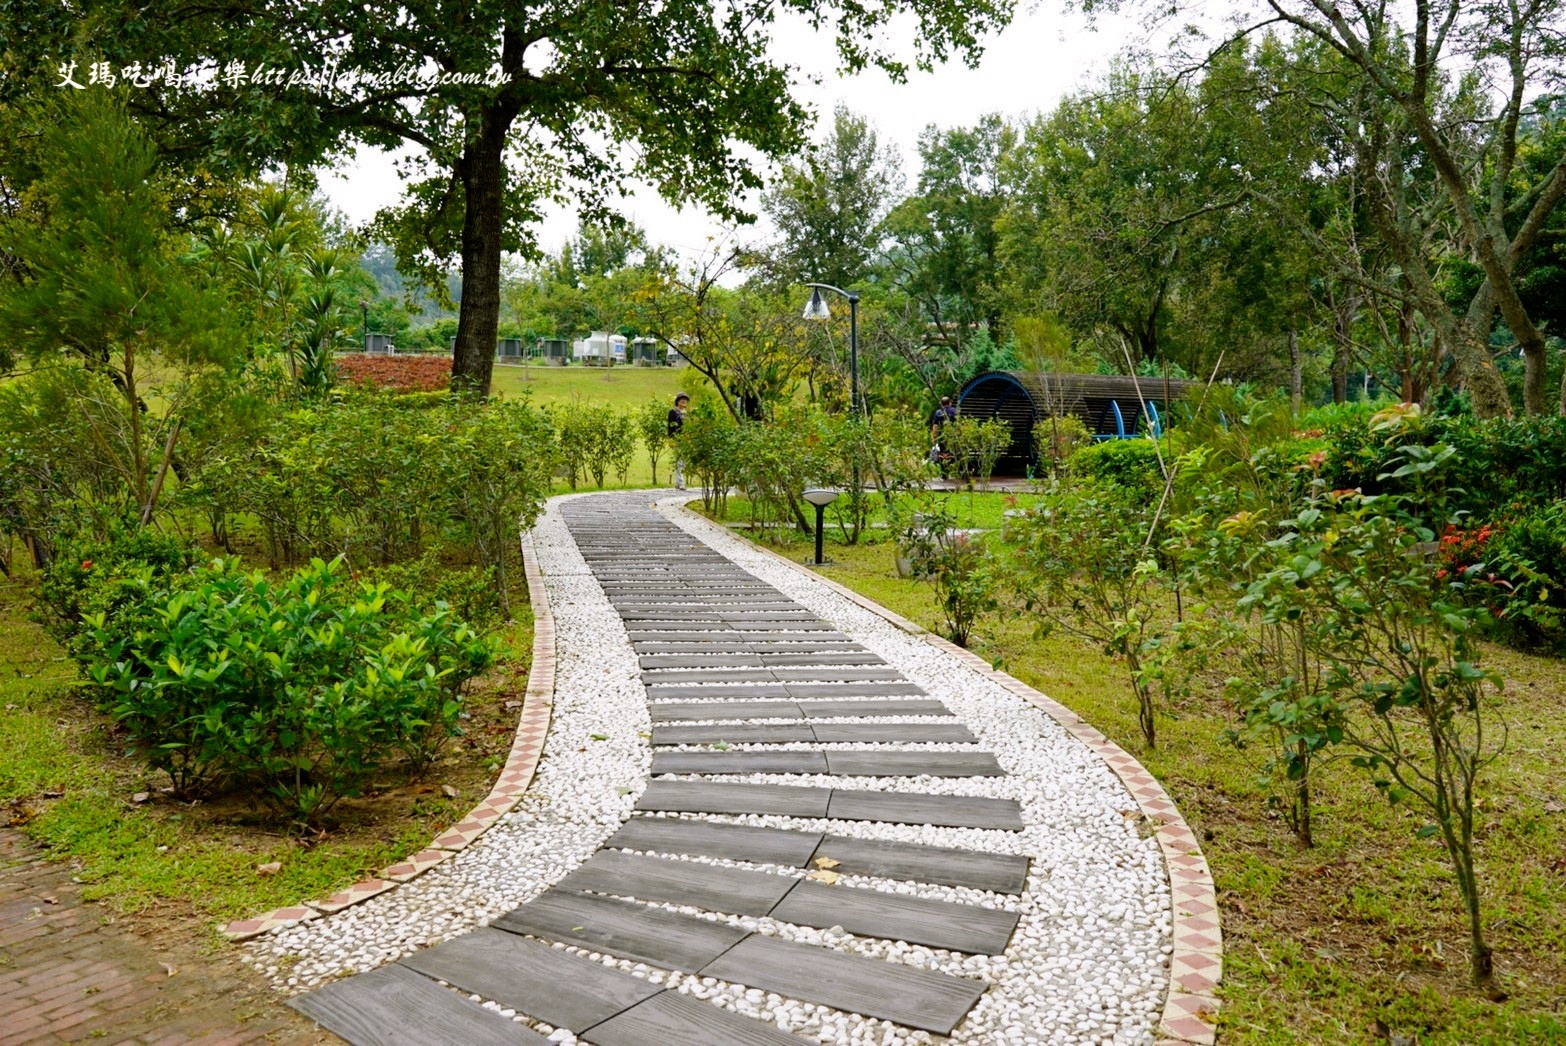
xmin=803 ymin=283 xmax=860 ymax=417
xmin=801 ymin=487 xmax=841 ymax=566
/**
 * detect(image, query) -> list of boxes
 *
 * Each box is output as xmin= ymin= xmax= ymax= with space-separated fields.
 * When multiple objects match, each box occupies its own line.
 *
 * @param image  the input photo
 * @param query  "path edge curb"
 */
xmin=220 ymin=527 xmax=557 ymax=943
xmin=666 ymin=496 xmax=1222 ymax=1045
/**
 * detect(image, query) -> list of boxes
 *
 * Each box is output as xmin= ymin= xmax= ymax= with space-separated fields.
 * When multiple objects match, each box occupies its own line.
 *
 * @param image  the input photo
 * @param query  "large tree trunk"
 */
xmin=451 ymin=122 xmax=508 ymax=398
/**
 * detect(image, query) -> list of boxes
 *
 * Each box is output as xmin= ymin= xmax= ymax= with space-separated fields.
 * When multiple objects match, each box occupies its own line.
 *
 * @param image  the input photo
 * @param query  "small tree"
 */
xmin=898 ymin=501 xmax=998 ymax=647
xmin=1010 ymin=482 xmax=1172 ymax=747
xmin=0 ymin=95 xmax=237 ymax=539
xmin=946 ymin=416 xmax=1013 ymax=490
xmin=636 ymin=402 xmax=671 ymax=485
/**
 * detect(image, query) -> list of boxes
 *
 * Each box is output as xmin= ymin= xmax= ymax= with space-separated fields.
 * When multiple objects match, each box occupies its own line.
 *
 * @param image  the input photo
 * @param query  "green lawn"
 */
xmin=709 ymin=517 xmax=1566 ymax=1046
xmin=491 ymin=360 xmax=698 ymax=410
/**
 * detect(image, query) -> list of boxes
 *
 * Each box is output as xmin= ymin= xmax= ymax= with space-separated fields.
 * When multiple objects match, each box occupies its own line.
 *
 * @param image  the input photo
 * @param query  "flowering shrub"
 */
xmin=334 ymin=353 xmax=452 ymax=392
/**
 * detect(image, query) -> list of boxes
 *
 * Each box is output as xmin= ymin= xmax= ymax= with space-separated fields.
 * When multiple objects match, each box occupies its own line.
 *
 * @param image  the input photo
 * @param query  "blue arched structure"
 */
xmin=954 ymin=371 xmax=1194 ymax=474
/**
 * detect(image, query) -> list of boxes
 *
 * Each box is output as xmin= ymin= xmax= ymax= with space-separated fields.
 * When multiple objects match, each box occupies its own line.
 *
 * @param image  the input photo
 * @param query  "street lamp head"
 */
xmin=802 ymin=286 xmax=832 ymax=321
xmin=801 ymin=487 xmax=840 ymax=508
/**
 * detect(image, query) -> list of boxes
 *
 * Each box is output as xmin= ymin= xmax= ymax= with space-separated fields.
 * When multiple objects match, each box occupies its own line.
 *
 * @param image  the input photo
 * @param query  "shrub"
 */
xmin=1030 ymin=414 xmax=1093 ymax=477
xmin=196 ymin=395 xmax=552 ymax=614
xmin=677 ymin=396 xmax=738 ymax=515
xmin=1008 ymin=481 xmax=1172 ymax=747
xmin=1068 ymin=437 xmax=1166 ymax=502
xmin=1484 ymin=500 xmax=1566 ymax=652
xmin=636 ymin=402 xmax=671 ymax=485
xmin=84 ymin=557 xmax=495 ymax=823
xmin=35 ymin=524 xmax=199 ymax=659
xmin=944 ymin=416 xmax=1013 ymax=490
xmin=728 ymin=407 xmax=823 ymax=538
xmin=898 ymin=503 xmax=998 ymax=647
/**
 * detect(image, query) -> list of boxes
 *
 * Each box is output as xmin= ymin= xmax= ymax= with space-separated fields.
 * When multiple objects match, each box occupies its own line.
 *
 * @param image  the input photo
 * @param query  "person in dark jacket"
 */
xmin=668 ymin=393 xmax=690 ymax=489
xmin=928 ymin=395 xmax=958 ymax=476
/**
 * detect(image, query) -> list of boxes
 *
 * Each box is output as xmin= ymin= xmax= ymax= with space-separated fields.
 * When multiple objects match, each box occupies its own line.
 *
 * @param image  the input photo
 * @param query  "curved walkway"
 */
xmin=267 ymin=492 xmax=1217 ymax=1045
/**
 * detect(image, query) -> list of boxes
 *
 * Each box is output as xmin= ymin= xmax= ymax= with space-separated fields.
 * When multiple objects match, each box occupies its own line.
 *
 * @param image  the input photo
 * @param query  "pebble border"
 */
xmin=220 ymin=531 xmax=558 ymax=943
xmin=672 ymin=499 xmax=1223 ymax=1046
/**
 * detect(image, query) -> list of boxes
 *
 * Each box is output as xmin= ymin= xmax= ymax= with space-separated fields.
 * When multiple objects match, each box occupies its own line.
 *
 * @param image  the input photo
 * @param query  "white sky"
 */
xmin=319 ymin=4 xmax=1152 ymax=268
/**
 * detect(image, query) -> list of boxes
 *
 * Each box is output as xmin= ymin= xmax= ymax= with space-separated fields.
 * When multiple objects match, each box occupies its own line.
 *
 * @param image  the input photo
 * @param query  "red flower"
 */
xmin=80 ymin=559 xmax=94 ymax=571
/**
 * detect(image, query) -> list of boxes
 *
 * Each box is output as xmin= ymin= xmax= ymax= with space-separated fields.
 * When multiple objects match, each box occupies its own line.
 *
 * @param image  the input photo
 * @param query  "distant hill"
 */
xmin=358 ymin=243 xmax=462 ymax=323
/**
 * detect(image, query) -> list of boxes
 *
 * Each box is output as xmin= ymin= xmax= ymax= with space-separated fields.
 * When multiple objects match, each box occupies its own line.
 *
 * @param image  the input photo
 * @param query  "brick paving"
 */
xmin=0 ymin=829 xmax=321 ymax=1045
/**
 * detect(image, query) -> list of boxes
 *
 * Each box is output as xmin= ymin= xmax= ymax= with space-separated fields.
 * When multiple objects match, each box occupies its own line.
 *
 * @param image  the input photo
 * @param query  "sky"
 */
xmin=319 ymin=4 xmax=1159 ymax=268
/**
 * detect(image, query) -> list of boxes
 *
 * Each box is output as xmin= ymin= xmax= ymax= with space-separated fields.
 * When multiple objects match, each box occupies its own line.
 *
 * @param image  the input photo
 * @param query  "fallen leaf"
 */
xmin=40 ymin=895 xmax=58 ymax=905
xmin=42 ymin=790 xmax=63 ymax=799
xmin=711 ymin=741 xmax=731 ymax=751
xmin=256 ymin=862 xmax=282 ymax=877
xmin=589 ymin=733 xmax=609 ymax=741
xmin=503 ymin=700 xmax=522 ymax=710
xmin=813 ymin=857 xmax=840 ymax=870
xmin=131 ymin=792 xmax=150 ymax=804
xmin=571 ymin=926 xmax=584 ymax=931
xmin=441 ymin=785 xmax=459 ymax=799
xmin=806 ymin=870 xmax=841 ymax=885
xmin=161 ymin=963 xmax=178 ymax=977
xmin=1543 ymin=799 xmax=1564 ymax=814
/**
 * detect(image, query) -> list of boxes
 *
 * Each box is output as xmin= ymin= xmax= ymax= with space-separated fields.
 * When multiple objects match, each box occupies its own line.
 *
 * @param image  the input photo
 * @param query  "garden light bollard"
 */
xmin=802 ymin=487 xmax=841 ymax=565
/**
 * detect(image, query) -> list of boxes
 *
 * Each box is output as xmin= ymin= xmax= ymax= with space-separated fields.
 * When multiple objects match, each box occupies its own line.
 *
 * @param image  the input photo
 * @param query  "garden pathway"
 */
xmin=0 ymin=828 xmax=323 ymax=1044
xmin=273 ymin=492 xmax=1205 ymax=1045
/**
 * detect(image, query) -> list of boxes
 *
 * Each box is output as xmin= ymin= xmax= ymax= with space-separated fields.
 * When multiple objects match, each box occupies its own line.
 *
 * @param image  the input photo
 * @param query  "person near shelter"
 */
xmin=928 ymin=395 xmax=958 ymax=474
xmin=668 ymin=392 xmax=690 ymax=490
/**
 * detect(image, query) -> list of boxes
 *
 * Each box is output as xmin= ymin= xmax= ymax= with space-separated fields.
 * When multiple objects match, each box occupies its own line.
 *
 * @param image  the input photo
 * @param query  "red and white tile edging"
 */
xmin=221 ymin=529 xmax=558 ymax=943
xmin=679 ymin=501 xmax=1222 ymax=1045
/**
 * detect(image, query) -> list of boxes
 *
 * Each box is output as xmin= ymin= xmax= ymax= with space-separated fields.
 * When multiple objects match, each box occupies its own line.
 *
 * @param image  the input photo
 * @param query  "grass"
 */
xmin=0 ymin=565 xmax=534 ymax=941
xmin=707 ymin=507 xmax=1566 ymax=1045
xmin=490 ymin=360 xmax=695 ymax=410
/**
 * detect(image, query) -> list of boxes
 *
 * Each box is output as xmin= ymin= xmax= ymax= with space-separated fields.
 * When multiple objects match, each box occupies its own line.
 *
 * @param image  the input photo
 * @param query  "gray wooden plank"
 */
xmin=826 ymin=790 xmax=1024 ymax=830
xmin=799 ymin=699 xmax=953 ymax=718
xmin=810 ymin=723 xmax=977 ymax=744
xmin=649 ymin=701 xmax=803 ymax=722
xmin=770 ymin=881 xmax=1019 ymax=954
xmin=399 ymin=928 xmax=658 ymax=1030
xmin=623 ymin=620 xmax=732 ymax=629
xmin=823 ymin=751 xmax=1005 ymax=777
xmin=558 ymin=851 xmax=797 ymax=916
xmin=288 ymin=963 xmax=546 ymax=1046
xmin=811 ymin=835 xmax=1030 ymax=895
xmin=628 ymin=631 xmax=745 ymax=642
xmin=652 ymin=724 xmax=817 ymax=745
xmin=641 ymin=669 xmax=780 ymax=683
xmin=606 ymin=817 xmax=823 ymax=867
xmin=759 ymin=652 xmax=884 ymax=666
xmin=700 ymin=935 xmax=985 ymax=1035
xmin=636 ymin=781 xmax=831 ymax=817
xmin=492 ymin=890 xmax=745 ymax=971
xmin=729 ymin=621 xmax=838 ymax=631
xmin=640 ymin=655 xmax=767 ymax=669
xmin=652 ymin=750 xmax=829 ymax=775
xmin=785 ymin=683 xmax=926 ymax=698
xmin=618 ymin=609 xmax=723 ymax=620
xmin=767 ymin=668 xmax=905 ymax=682
xmin=581 ymin=990 xmax=804 ymax=1046
xmin=646 ymin=685 xmax=792 ymax=700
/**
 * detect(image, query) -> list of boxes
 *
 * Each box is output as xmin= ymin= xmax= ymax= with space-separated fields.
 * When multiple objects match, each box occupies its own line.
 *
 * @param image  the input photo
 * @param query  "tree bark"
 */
xmin=450 ymin=120 xmax=508 ymax=398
